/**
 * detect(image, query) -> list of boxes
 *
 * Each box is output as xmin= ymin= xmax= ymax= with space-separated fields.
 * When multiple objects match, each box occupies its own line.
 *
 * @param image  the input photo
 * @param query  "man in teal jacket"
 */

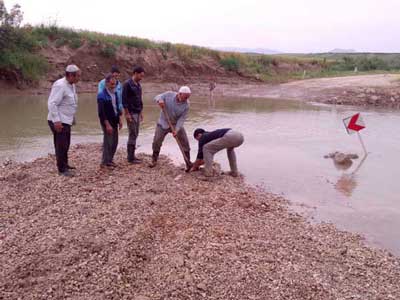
xmin=98 ymin=66 xmax=123 ymax=110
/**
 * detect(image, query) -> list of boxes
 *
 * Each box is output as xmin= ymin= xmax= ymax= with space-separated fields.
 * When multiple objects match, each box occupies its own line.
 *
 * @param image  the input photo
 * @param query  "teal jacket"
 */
xmin=98 ymin=79 xmax=123 ymax=110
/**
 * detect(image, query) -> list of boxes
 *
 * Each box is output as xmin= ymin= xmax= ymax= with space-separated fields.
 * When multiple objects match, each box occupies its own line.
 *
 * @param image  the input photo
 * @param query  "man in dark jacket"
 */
xmin=191 ymin=128 xmax=244 ymax=177
xmin=122 ymin=66 xmax=145 ymax=164
xmin=98 ymin=74 xmax=123 ymax=168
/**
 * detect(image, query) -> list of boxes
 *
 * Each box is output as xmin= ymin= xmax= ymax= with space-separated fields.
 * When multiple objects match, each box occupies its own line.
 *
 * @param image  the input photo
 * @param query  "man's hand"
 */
xmin=172 ymin=130 xmax=177 ymax=137
xmin=191 ymin=165 xmax=200 ymax=172
xmin=140 ymin=113 xmax=144 ymax=122
xmin=190 ymin=159 xmax=204 ymax=172
xmin=125 ymin=113 xmax=133 ymax=123
xmin=105 ymin=123 xmax=113 ymax=135
xmin=158 ymin=100 xmax=165 ymax=109
xmin=119 ymin=118 xmax=123 ymax=130
xmin=54 ymin=122 xmax=63 ymax=133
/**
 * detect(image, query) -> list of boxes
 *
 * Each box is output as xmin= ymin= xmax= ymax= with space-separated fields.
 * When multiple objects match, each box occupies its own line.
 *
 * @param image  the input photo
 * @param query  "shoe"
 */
xmin=128 ymin=158 xmax=142 ymax=165
xmin=185 ymin=162 xmax=193 ymax=172
xmin=58 ymin=170 xmax=74 ymax=177
xmin=229 ymin=171 xmax=239 ymax=177
xmin=148 ymin=151 xmax=159 ymax=168
xmin=100 ymin=163 xmax=115 ymax=169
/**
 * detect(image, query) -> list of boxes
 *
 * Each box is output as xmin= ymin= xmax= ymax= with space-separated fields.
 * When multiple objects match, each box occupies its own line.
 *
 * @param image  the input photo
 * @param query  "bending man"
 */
xmin=149 ymin=86 xmax=192 ymax=171
xmin=191 ymin=128 xmax=244 ymax=177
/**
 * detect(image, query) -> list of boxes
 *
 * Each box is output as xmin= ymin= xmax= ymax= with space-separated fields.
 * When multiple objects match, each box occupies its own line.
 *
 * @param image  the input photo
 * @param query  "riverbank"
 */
xmin=1 ymin=144 xmax=399 ymax=299
xmin=3 ymin=73 xmax=400 ymax=109
xmin=219 ymin=73 xmax=400 ymax=108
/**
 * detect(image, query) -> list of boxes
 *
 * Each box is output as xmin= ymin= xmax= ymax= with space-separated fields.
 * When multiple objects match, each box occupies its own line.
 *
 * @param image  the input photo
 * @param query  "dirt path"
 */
xmin=217 ymin=74 xmax=400 ymax=107
xmin=1 ymin=144 xmax=400 ymax=299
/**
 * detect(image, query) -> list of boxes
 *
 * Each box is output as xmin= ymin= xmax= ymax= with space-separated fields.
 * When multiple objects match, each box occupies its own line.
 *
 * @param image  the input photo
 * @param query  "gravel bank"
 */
xmin=1 ymin=144 xmax=399 ymax=299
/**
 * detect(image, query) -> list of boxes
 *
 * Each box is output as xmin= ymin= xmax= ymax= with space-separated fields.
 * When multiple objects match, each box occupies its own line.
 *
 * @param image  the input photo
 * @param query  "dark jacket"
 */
xmin=197 ymin=128 xmax=231 ymax=159
xmin=97 ymin=88 xmax=122 ymax=128
xmin=122 ymin=78 xmax=143 ymax=114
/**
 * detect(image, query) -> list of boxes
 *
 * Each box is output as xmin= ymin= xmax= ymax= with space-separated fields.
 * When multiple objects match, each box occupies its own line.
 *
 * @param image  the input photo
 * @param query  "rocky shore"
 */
xmin=1 ymin=144 xmax=399 ymax=299
xmin=322 ymin=86 xmax=400 ymax=108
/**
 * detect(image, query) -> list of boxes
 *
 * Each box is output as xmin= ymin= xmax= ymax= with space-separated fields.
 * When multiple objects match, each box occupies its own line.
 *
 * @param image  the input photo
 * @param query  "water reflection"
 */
xmin=333 ymin=154 xmax=368 ymax=197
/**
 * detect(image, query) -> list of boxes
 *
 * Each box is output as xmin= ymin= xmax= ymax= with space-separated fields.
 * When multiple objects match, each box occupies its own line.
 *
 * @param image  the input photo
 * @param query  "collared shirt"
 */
xmin=47 ymin=77 xmax=78 ymax=125
xmin=98 ymin=79 xmax=123 ymax=110
xmin=154 ymin=91 xmax=189 ymax=131
xmin=197 ymin=128 xmax=231 ymax=159
xmin=106 ymin=88 xmax=118 ymax=115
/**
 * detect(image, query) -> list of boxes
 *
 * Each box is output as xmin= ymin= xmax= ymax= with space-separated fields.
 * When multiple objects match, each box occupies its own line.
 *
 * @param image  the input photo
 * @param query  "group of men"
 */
xmin=47 ymin=64 xmax=244 ymax=178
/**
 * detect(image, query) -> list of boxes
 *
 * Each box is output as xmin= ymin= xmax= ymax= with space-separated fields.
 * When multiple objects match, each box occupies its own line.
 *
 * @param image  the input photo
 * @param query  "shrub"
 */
xmin=220 ymin=56 xmax=240 ymax=71
xmin=55 ymin=37 xmax=67 ymax=47
xmin=100 ymin=44 xmax=117 ymax=58
xmin=70 ymin=38 xmax=83 ymax=49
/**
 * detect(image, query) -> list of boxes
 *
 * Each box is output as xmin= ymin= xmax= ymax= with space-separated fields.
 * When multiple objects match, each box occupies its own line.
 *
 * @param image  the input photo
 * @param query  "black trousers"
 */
xmin=48 ymin=121 xmax=71 ymax=173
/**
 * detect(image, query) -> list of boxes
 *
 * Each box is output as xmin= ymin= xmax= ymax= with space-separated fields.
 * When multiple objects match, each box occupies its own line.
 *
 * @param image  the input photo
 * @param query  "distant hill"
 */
xmin=329 ymin=48 xmax=357 ymax=53
xmin=215 ymin=47 xmax=282 ymax=55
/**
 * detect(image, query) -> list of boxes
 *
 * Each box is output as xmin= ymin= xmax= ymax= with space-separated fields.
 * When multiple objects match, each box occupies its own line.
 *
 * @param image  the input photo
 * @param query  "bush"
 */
xmin=100 ymin=44 xmax=117 ymax=58
xmin=70 ymin=38 xmax=83 ymax=49
xmin=0 ymin=2 xmax=47 ymax=82
xmin=55 ymin=37 xmax=67 ymax=47
xmin=220 ymin=56 xmax=240 ymax=71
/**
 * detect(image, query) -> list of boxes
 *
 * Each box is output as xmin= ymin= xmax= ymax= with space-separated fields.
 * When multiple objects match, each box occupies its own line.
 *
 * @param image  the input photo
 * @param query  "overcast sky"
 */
xmin=5 ymin=0 xmax=400 ymax=53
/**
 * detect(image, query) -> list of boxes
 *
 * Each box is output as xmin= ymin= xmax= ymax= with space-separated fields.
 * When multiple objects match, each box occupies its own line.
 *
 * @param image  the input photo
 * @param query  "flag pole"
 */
xmin=357 ymin=132 xmax=367 ymax=155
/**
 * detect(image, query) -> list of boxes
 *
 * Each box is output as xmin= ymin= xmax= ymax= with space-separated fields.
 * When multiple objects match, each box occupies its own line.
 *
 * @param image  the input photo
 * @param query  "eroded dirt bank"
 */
xmin=1 ymin=144 xmax=399 ymax=299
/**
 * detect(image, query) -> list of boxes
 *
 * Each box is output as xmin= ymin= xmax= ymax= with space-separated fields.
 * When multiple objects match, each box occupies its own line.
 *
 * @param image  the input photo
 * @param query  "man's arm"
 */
xmin=97 ymin=79 xmax=105 ymax=94
xmin=97 ymin=94 xmax=113 ymax=134
xmin=122 ymin=83 xmax=132 ymax=123
xmin=48 ymin=83 xmax=64 ymax=132
xmin=117 ymin=82 xmax=123 ymax=111
xmin=175 ymin=106 xmax=189 ymax=132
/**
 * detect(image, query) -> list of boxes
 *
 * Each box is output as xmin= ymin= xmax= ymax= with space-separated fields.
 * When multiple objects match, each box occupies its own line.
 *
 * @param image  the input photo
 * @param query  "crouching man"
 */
xmin=191 ymin=128 xmax=244 ymax=177
xmin=98 ymin=74 xmax=123 ymax=168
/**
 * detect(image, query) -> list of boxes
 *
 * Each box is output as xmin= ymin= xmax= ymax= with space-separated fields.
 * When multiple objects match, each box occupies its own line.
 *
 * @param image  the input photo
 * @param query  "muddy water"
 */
xmin=1 ymin=93 xmax=400 ymax=255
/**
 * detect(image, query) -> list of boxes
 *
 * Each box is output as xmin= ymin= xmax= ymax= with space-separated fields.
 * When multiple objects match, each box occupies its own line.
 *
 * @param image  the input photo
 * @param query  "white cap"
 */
xmin=179 ymin=86 xmax=191 ymax=94
xmin=65 ymin=64 xmax=80 ymax=72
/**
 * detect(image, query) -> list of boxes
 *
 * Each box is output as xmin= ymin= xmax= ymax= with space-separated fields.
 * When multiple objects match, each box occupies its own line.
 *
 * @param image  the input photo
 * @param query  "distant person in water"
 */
xmin=98 ymin=66 xmax=123 ymax=111
xmin=47 ymin=64 xmax=81 ymax=177
xmin=122 ymin=66 xmax=145 ymax=164
xmin=191 ymin=128 xmax=244 ymax=178
xmin=97 ymin=74 xmax=123 ymax=168
xmin=209 ymin=82 xmax=216 ymax=106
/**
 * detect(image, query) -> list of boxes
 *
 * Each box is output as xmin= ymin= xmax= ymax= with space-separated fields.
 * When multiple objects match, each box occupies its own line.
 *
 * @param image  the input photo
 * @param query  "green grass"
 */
xmin=2 ymin=23 xmax=400 ymax=84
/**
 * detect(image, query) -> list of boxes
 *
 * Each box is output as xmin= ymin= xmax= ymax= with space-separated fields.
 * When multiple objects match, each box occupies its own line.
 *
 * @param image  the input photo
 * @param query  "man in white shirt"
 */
xmin=47 ymin=65 xmax=81 ymax=177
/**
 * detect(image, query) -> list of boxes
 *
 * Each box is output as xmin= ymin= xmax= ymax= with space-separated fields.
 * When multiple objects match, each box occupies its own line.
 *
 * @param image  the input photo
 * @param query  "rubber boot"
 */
xmin=131 ymin=148 xmax=142 ymax=164
xmin=127 ymin=144 xmax=135 ymax=163
xmin=149 ymin=151 xmax=159 ymax=168
xmin=184 ymin=151 xmax=192 ymax=172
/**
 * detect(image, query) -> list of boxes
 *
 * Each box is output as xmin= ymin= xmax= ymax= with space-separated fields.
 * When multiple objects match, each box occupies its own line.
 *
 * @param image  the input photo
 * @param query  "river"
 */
xmin=1 ymin=93 xmax=399 ymax=255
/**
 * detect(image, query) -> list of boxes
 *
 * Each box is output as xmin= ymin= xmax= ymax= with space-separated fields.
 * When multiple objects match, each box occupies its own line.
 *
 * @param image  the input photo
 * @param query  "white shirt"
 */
xmin=47 ymin=77 xmax=78 ymax=125
xmin=106 ymin=88 xmax=118 ymax=115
